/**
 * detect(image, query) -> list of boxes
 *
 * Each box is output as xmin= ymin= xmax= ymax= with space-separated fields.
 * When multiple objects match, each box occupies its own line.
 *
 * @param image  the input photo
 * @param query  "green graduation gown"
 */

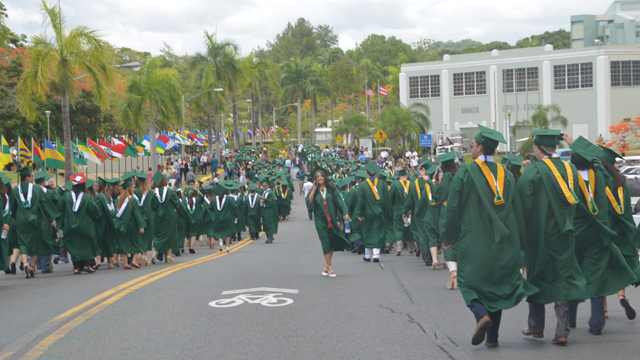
xmin=437 ymin=172 xmax=457 ymax=262
xmin=57 ymin=191 xmax=100 ymax=262
xmin=261 ymin=189 xmax=279 ymax=235
xmin=134 ymin=188 xmax=154 ymax=252
xmin=209 ymin=195 xmax=236 ymax=239
xmin=233 ymin=194 xmax=246 ymax=233
xmin=277 ymin=186 xmax=292 ymax=218
xmin=345 ymin=185 xmax=362 ymax=244
xmin=306 ymin=187 xmax=350 ymax=254
xmin=152 ymin=187 xmax=188 ymax=252
xmin=183 ymin=195 xmax=206 ymax=238
xmin=113 ymin=196 xmax=146 ymax=254
xmin=353 ymin=178 xmax=386 ymax=249
xmin=517 ymin=158 xmax=587 ymax=304
xmin=572 ymin=164 xmax=637 ymax=298
xmin=446 ymin=160 xmax=537 ymax=312
xmin=10 ymin=183 xmax=58 ymax=256
xmin=402 ymin=177 xmax=430 ymax=252
xmin=0 ymin=199 xmax=7 ymax=270
xmin=390 ymin=180 xmax=413 ymax=243
xmin=605 ymin=176 xmax=640 ymax=285
xmin=245 ymin=192 xmax=262 ymax=234
xmin=94 ymin=193 xmax=117 ymax=259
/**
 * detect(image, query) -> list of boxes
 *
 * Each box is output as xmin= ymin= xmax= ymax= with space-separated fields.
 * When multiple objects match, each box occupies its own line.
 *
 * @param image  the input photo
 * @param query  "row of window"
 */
xmin=408 ymin=61 xmax=637 ymax=99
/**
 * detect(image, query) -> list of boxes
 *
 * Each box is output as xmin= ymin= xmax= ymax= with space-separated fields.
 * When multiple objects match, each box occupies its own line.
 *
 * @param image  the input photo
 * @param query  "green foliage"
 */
xmin=515 ymin=29 xmax=570 ymax=49
xmin=515 ymin=104 xmax=568 ymax=154
xmin=333 ymin=113 xmax=370 ymax=146
xmin=266 ymin=18 xmax=338 ymax=63
xmin=381 ymin=104 xmax=418 ymax=149
xmin=347 ymin=34 xmax=414 ymax=76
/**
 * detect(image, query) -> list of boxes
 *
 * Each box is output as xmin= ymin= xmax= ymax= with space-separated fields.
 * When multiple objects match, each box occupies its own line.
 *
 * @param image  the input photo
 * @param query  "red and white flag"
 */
xmin=379 ymin=85 xmax=389 ymax=97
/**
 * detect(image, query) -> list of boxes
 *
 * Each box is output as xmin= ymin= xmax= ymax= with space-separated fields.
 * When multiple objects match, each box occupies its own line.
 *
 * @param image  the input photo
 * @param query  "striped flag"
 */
xmin=379 ymin=85 xmax=390 ymax=97
xmin=88 ymin=139 xmax=107 ymax=162
xmin=18 ymin=138 xmax=33 ymax=167
xmin=77 ymin=139 xmax=101 ymax=164
xmin=0 ymin=130 xmax=12 ymax=169
xmin=45 ymin=140 xmax=65 ymax=170
xmin=32 ymin=140 xmax=46 ymax=170
xmin=366 ymin=87 xmax=375 ymax=98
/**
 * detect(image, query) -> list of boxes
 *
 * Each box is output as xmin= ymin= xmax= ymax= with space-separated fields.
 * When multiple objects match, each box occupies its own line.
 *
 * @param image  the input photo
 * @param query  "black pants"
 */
xmin=72 ymin=259 xmax=90 ymax=270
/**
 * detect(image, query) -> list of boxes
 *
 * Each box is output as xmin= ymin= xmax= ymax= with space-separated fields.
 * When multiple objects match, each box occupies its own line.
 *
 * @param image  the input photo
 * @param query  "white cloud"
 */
xmin=4 ymin=0 xmax=609 ymax=56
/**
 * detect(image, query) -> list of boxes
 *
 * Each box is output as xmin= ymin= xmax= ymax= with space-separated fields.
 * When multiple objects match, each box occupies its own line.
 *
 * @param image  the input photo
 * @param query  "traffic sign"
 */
xmin=374 ymin=129 xmax=387 ymax=143
xmin=419 ymin=134 xmax=432 ymax=147
xmin=335 ymin=135 xmax=343 ymax=143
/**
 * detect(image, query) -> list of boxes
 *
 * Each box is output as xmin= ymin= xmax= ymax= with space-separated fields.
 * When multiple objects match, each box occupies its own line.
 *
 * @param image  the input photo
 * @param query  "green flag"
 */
xmin=71 ymin=141 xmax=88 ymax=166
xmin=57 ymin=139 xmax=80 ymax=171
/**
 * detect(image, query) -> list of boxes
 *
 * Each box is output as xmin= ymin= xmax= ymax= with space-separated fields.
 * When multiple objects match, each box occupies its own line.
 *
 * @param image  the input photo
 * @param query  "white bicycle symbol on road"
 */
xmin=209 ymin=287 xmax=298 ymax=308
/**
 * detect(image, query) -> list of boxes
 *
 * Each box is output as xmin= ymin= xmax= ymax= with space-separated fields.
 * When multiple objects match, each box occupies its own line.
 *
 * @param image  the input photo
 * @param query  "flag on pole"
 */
xmin=77 ymin=139 xmax=101 ymax=164
xmin=255 ymin=128 xmax=260 ymax=136
xmin=88 ymin=139 xmax=107 ymax=162
xmin=0 ymin=130 xmax=12 ymax=169
xmin=32 ymin=140 xmax=46 ymax=170
xmin=98 ymin=139 xmax=120 ymax=159
xmin=247 ymin=128 xmax=252 ymax=139
xmin=71 ymin=141 xmax=88 ymax=166
xmin=58 ymin=139 xmax=81 ymax=170
xmin=45 ymin=140 xmax=66 ymax=170
xmin=366 ymin=87 xmax=375 ymax=98
xmin=18 ymin=138 xmax=33 ymax=167
xmin=379 ymin=85 xmax=390 ymax=97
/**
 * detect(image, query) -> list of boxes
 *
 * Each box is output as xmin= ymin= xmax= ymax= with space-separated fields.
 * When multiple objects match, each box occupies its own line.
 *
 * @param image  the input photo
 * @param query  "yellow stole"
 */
xmin=542 ymin=159 xmax=579 ymax=205
xmin=400 ymin=180 xmax=410 ymax=197
xmin=605 ymin=186 xmax=625 ymax=215
xmin=366 ymin=178 xmax=380 ymax=201
xmin=474 ymin=158 xmax=505 ymax=206
xmin=577 ymin=169 xmax=599 ymax=215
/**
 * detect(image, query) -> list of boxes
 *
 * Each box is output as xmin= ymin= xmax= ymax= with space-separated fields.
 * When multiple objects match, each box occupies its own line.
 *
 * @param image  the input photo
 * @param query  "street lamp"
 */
xmin=45 ymin=110 xmax=52 ymax=141
xmin=273 ymin=103 xmax=297 ymax=140
xmin=506 ymin=108 xmax=512 ymax=153
xmin=181 ymin=88 xmax=224 ymax=155
xmin=73 ymin=62 xmax=142 ymax=81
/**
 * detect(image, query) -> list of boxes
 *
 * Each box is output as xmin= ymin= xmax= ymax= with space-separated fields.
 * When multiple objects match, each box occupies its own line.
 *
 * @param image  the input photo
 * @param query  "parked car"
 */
xmin=624 ymin=167 xmax=640 ymax=181
xmin=557 ymin=148 xmax=572 ymax=162
xmin=436 ymin=145 xmax=465 ymax=164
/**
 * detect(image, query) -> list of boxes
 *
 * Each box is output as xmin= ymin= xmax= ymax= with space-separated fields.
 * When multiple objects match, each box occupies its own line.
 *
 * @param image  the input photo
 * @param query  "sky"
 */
xmin=5 ymin=0 xmax=610 ymax=56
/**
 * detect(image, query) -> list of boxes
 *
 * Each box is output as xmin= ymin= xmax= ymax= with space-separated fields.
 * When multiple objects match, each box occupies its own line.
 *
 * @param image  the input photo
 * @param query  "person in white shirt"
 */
xmin=405 ymin=150 xmax=412 ymax=159
xmin=363 ymin=148 xmax=371 ymax=158
xmin=381 ymin=149 xmax=389 ymax=159
xmin=438 ymin=138 xmax=444 ymax=146
xmin=410 ymin=155 xmax=419 ymax=168
xmin=302 ymin=176 xmax=314 ymax=220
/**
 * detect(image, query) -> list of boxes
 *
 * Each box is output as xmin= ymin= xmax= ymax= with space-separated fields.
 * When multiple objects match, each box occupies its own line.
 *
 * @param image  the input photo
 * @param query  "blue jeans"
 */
xmin=569 ymin=297 xmax=605 ymax=331
xmin=468 ymin=300 xmax=502 ymax=343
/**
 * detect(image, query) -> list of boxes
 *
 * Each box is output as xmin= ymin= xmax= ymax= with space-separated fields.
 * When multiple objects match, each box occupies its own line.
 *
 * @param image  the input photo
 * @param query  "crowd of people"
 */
xmin=0 ymin=148 xmax=295 ymax=280
xmin=2 ymin=128 xmax=640 ymax=350
xmin=301 ymin=126 xmax=640 ymax=348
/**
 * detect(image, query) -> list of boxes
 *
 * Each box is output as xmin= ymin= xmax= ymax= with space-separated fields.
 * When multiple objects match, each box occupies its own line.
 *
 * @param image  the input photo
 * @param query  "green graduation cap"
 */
xmin=97 ymin=177 xmax=107 ymax=187
xmin=425 ymin=166 xmax=437 ymax=175
xmin=501 ymin=156 xmax=510 ymax=165
xmin=570 ymin=136 xmax=600 ymax=163
xmin=506 ymin=155 xmax=525 ymax=170
xmin=311 ymin=166 xmax=329 ymax=180
xmin=397 ymin=169 xmax=408 ymax=177
xmin=354 ymin=170 xmax=368 ymax=180
xmin=598 ymin=145 xmax=623 ymax=165
xmin=378 ymin=171 xmax=388 ymax=180
xmin=86 ymin=179 xmax=95 ymax=189
xmin=122 ymin=180 xmax=133 ymax=189
xmin=106 ymin=177 xmax=122 ymax=186
xmin=247 ymin=183 xmax=258 ymax=192
xmin=364 ymin=161 xmax=379 ymax=176
xmin=34 ymin=172 xmax=52 ymax=184
xmin=134 ymin=171 xmax=148 ymax=180
xmin=19 ymin=167 xmax=33 ymax=178
xmin=419 ymin=157 xmax=433 ymax=169
xmin=121 ymin=172 xmax=135 ymax=183
xmin=63 ymin=180 xmax=73 ymax=191
xmin=532 ymin=129 xmax=562 ymax=148
xmin=438 ymin=152 xmax=456 ymax=167
xmin=1 ymin=177 xmax=11 ymax=186
xmin=474 ymin=124 xmax=506 ymax=150
xmin=152 ymin=171 xmax=165 ymax=186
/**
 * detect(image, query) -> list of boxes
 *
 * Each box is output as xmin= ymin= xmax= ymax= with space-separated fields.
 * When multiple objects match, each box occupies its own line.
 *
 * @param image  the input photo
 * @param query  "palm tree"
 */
xmin=281 ymin=57 xmax=315 ymax=144
xmin=241 ymin=55 xmax=275 ymax=148
xmin=192 ymin=31 xmax=240 ymax=155
xmin=316 ymin=48 xmax=343 ymax=123
xmin=381 ymin=104 xmax=418 ymax=150
xmin=16 ymin=0 xmax=115 ymax=180
xmin=513 ymin=104 xmax=568 ymax=154
xmin=334 ymin=113 xmax=370 ymax=147
xmin=122 ymin=56 xmax=182 ymax=172
xmin=408 ymin=102 xmax=431 ymax=134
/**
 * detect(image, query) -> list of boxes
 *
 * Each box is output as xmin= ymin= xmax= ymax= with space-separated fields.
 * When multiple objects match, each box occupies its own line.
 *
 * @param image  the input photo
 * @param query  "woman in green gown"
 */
xmin=134 ymin=173 xmax=154 ymax=265
xmin=94 ymin=178 xmax=118 ymax=268
xmin=245 ymin=184 xmax=262 ymax=240
xmin=209 ymin=182 xmax=236 ymax=252
xmin=435 ymin=151 xmax=459 ymax=289
xmin=113 ymin=179 xmax=146 ymax=269
xmin=10 ymin=167 xmax=58 ymax=279
xmin=277 ymin=182 xmax=292 ymax=221
xmin=232 ymin=184 xmax=246 ymax=241
xmin=150 ymin=171 xmax=188 ymax=264
xmin=306 ymin=168 xmax=350 ymax=277
xmin=57 ymin=174 xmax=100 ymax=274
xmin=183 ymin=186 xmax=205 ymax=254
xmin=260 ymin=180 xmax=278 ymax=244
xmin=0 ymin=178 xmax=10 ymax=279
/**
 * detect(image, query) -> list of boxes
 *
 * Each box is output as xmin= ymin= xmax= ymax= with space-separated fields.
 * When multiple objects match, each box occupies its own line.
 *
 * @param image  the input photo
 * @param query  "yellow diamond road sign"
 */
xmin=335 ymin=135 xmax=343 ymax=143
xmin=374 ymin=129 xmax=387 ymax=143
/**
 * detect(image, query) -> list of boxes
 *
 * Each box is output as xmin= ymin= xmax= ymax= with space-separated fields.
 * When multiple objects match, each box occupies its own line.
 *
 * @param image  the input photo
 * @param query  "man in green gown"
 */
xmin=402 ymin=158 xmax=435 ymax=266
xmin=444 ymin=125 xmax=537 ymax=347
xmin=518 ymin=130 xmax=587 ymax=346
xmin=150 ymin=171 xmax=189 ymax=263
xmin=246 ymin=183 xmax=262 ymax=240
xmin=390 ymin=170 xmax=413 ymax=255
xmin=353 ymin=161 xmax=386 ymax=263
xmin=34 ymin=171 xmax=59 ymax=273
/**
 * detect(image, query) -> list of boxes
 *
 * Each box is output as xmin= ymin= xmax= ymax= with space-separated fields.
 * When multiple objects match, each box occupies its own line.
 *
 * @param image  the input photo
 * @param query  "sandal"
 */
xmin=620 ymin=295 xmax=637 ymax=320
xmin=82 ymin=266 xmax=95 ymax=273
xmin=73 ymin=269 xmax=82 ymax=275
xmin=28 ymin=267 xmax=36 ymax=278
xmin=24 ymin=268 xmax=30 ymax=279
xmin=327 ymin=265 xmax=336 ymax=278
xmin=322 ymin=264 xmax=329 ymax=277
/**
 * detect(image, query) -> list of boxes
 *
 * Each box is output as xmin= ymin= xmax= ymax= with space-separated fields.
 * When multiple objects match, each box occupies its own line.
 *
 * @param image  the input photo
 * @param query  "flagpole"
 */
xmin=378 ymin=81 xmax=382 ymax=122
xmin=365 ymin=83 xmax=369 ymax=122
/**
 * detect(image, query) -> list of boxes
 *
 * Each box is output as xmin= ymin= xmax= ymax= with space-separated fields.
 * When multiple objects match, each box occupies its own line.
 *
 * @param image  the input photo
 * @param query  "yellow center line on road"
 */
xmin=11 ymin=237 xmax=256 ymax=360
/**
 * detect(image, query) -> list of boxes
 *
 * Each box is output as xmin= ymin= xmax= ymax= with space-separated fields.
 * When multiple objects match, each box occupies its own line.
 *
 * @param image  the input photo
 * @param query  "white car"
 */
xmin=624 ymin=167 xmax=640 ymax=180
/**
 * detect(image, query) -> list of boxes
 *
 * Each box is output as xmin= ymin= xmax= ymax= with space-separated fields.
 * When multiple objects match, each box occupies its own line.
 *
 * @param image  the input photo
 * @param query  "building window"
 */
xmin=553 ymin=63 xmax=593 ymax=90
xmin=409 ymin=75 xmax=440 ymax=99
xmin=503 ymin=67 xmax=538 ymax=93
xmin=611 ymin=61 xmax=640 ymax=87
xmin=453 ymin=71 xmax=486 ymax=96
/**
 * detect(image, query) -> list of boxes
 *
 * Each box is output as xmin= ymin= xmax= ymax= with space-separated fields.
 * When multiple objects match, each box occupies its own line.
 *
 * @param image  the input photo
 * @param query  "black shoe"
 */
xmin=4 ymin=268 xmax=9 ymax=274
xmin=181 ymin=248 xmax=185 ymax=253
xmin=265 ymin=239 xmax=273 ymax=244
xmin=363 ymin=257 xmax=371 ymax=262
xmin=189 ymin=248 xmax=195 ymax=254
xmin=416 ymin=250 xmax=421 ymax=257
xmin=588 ymin=328 xmax=602 ymax=335
xmin=174 ymin=252 xmax=181 ymax=257
xmin=373 ymin=258 xmax=380 ymax=263
xmin=19 ymin=262 xmax=24 ymax=271
xmin=157 ymin=252 xmax=164 ymax=261
xmin=42 ymin=269 xmax=52 ymax=274
xmin=10 ymin=262 xmax=16 ymax=274
xmin=53 ymin=257 xmax=59 ymax=264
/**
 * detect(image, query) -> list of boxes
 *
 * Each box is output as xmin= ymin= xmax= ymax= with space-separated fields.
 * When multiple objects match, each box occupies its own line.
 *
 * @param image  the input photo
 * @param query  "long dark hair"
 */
xmin=571 ymin=154 xmax=593 ymax=171
xmin=597 ymin=156 xmax=626 ymax=189
xmin=72 ymin=183 xmax=87 ymax=197
xmin=508 ymin=166 xmax=521 ymax=183
xmin=315 ymin=171 xmax=337 ymax=195
xmin=0 ymin=182 xmax=6 ymax=208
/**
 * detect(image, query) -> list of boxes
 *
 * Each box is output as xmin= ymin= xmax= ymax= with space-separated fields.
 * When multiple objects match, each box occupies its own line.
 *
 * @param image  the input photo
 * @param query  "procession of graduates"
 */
xmin=0 ymin=149 xmax=294 ymax=281
xmin=303 ymin=125 xmax=640 ymax=348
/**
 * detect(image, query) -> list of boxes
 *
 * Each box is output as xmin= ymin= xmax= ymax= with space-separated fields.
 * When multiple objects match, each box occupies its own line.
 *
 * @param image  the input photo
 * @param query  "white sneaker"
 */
xmin=396 ymin=250 xmax=402 ymax=256
xmin=225 ymin=247 xmax=230 ymax=253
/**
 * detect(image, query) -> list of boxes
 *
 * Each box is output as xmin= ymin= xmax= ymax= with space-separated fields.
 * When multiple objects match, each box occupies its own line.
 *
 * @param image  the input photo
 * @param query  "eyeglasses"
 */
xmin=470 ymin=143 xmax=478 ymax=148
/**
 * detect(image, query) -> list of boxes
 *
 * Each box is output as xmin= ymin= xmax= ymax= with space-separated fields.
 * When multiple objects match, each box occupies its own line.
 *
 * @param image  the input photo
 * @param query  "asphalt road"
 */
xmin=1 ymin=192 xmax=640 ymax=360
